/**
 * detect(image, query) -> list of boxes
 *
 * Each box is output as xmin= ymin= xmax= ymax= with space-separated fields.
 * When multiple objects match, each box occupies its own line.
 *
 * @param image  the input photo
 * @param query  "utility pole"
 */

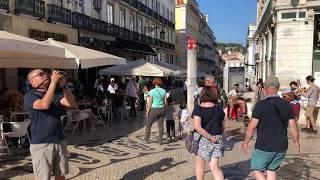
xmin=187 ymin=37 xmax=197 ymax=112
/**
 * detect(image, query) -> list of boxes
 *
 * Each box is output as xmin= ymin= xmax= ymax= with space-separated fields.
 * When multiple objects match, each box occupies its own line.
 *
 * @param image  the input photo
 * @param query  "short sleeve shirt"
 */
xmin=24 ymin=90 xmax=66 ymax=144
xmin=305 ymin=84 xmax=320 ymax=106
xmin=149 ymin=87 xmax=166 ymax=108
xmin=252 ymin=96 xmax=295 ymax=152
xmin=191 ymin=105 xmax=225 ymax=135
xmin=178 ymin=109 xmax=189 ymax=122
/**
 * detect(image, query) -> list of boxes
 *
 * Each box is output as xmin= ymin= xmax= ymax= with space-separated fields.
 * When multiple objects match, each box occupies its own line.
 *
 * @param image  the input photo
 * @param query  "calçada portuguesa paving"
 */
xmin=1 ymin=108 xmax=320 ymax=180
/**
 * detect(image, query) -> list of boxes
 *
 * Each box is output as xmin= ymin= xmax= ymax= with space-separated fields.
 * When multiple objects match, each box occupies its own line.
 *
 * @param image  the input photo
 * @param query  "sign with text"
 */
xmin=29 ymin=29 xmax=68 ymax=42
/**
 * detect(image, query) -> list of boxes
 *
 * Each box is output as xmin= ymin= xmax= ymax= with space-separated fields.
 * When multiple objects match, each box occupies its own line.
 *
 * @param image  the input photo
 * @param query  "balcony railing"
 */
xmin=119 ymin=27 xmax=130 ymax=39
xmin=47 ymin=4 xmax=71 ymax=25
xmin=137 ymin=2 xmax=147 ymax=13
xmin=146 ymin=7 xmax=153 ymax=17
xmin=15 ymin=0 xmax=45 ymax=18
xmin=72 ymin=12 xmax=91 ymax=30
xmin=0 ymin=0 xmax=9 ymax=10
xmin=130 ymin=0 xmax=138 ymax=8
xmin=91 ymin=18 xmax=108 ymax=34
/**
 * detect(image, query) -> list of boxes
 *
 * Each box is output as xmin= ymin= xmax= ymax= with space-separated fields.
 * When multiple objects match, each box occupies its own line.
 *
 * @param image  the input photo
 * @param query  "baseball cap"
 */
xmin=264 ymin=75 xmax=280 ymax=88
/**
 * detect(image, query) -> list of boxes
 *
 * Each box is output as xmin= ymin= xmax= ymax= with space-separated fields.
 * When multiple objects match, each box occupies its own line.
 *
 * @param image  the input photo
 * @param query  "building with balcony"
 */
xmin=254 ymin=0 xmax=320 ymax=88
xmin=175 ymin=0 xmax=219 ymax=75
xmin=0 ymin=0 xmax=176 ymax=90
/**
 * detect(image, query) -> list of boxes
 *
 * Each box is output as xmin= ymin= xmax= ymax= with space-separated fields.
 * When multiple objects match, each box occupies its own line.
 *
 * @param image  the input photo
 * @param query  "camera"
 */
xmin=58 ymin=71 xmax=67 ymax=77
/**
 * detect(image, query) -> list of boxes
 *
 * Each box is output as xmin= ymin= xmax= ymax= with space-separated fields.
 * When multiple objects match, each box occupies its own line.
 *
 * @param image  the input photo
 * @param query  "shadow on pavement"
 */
xmin=223 ymin=128 xmax=245 ymax=151
xmin=120 ymin=158 xmax=187 ymax=180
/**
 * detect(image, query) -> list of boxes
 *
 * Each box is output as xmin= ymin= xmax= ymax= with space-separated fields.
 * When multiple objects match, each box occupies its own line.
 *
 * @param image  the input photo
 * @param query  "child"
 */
xmin=178 ymin=102 xmax=190 ymax=139
xmin=143 ymin=85 xmax=150 ymax=110
xmin=165 ymin=98 xmax=175 ymax=141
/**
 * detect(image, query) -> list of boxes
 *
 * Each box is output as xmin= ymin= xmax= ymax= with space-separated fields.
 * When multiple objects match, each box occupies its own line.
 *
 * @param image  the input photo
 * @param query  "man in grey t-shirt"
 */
xmin=300 ymin=76 xmax=320 ymax=133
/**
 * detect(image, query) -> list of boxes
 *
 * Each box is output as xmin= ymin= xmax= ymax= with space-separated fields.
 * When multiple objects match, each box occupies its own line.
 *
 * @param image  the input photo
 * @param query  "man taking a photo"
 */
xmin=24 ymin=69 xmax=77 ymax=180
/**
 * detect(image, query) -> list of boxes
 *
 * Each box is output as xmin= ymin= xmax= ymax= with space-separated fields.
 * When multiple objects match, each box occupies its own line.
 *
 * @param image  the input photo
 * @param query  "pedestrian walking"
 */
xmin=192 ymin=86 xmax=225 ymax=180
xmin=165 ymin=97 xmax=175 ymax=141
xmin=299 ymin=75 xmax=320 ymax=133
xmin=24 ymin=69 xmax=78 ymax=180
xmin=145 ymin=77 xmax=167 ymax=144
xmin=178 ymin=102 xmax=190 ymax=139
xmin=125 ymin=76 xmax=139 ymax=117
xmin=241 ymin=75 xmax=300 ymax=180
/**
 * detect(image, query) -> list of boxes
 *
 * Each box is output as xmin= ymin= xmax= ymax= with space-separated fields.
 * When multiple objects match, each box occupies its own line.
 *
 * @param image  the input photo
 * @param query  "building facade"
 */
xmin=245 ymin=24 xmax=257 ymax=82
xmin=175 ymin=0 xmax=219 ymax=75
xmin=0 ymin=0 xmax=176 ymax=90
xmin=254 ymin=0 xmax=320 ymax=88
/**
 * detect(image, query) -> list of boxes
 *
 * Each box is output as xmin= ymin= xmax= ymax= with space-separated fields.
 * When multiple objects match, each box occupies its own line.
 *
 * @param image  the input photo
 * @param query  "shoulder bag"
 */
xmin=185 ymin=106 xmax=215 ymax=154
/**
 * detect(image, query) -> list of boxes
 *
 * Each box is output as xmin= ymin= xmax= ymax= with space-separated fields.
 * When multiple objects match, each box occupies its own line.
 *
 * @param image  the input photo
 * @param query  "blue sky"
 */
xmin=197 ymin=0 xmax=257 ymax=45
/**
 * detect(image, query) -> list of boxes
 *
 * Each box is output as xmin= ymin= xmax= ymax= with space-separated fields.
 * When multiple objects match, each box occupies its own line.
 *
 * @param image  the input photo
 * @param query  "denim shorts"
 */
xmin=251 ymin=149 xmax=286 ymax=171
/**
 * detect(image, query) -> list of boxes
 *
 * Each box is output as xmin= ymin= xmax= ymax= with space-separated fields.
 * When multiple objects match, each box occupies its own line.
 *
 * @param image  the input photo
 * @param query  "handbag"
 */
xmin=185 ymin=107 xmax=214 ymax=154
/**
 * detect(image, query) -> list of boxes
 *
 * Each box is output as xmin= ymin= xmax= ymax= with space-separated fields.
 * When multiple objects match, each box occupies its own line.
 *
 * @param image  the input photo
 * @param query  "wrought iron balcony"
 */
xmin=137 ymin=2 xmax=147 ymax=13
xmin=91 ymin=18 xmax=108 ymax=34
xmin=0 ymin=0 xmax=9 ymax=10
xmin=47 ymin=4 xmax=71 ymax=25
xmin=153 ymin=12 xmax=159 ymax=21
xmin=130 ymin=0 xmax=137 ymax=8
xmin=119 ymin=27 xmax=130 ymax=39
xmin=131 ymin=31 xmax=139 ymax=41
xmin=146 ymin=7 xmax=153 ymax=17
xmin=72 ymin=12 xmax=91 ymax=30
xmin=15 ymin=0 xmax=45 ymax=18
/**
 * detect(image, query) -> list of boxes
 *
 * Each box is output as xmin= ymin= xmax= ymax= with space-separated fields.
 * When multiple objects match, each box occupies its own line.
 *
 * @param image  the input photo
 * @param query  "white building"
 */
xmin=245 ymin=24 xmax=257 ymax=82
xmin=254 ymin=0 xmax=320 ymax=88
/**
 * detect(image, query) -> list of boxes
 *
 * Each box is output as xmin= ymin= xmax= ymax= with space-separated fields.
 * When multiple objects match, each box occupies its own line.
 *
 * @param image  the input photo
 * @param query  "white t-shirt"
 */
xmin=227 ymin=89 xmax=237 ymax=97
xmin=178 ymin=109 xmax=189 ymax=123
xmin=107 ymin=84 xmax=118 ymax=94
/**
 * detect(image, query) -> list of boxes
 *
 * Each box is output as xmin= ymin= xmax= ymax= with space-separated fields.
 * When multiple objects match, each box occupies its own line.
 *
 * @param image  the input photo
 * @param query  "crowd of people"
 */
xmin=3 ymin=67 xmax=320 ymax=180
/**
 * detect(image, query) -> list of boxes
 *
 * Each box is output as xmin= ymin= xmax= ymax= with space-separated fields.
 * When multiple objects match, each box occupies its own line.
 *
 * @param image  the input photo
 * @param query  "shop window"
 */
xmin=299 ymin=12 xmax=306 ymax=18
xmin=281 ymin=12 xmax=296 ymax=19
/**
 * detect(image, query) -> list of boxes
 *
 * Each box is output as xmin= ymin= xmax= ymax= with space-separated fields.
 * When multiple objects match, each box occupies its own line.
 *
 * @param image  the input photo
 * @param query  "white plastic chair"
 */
xmin=1 ymin=118 xmax=31 ymax=155
xmin=96 ymin=106 xmax=107 ymax=127
xmin=65 ymin=110 xmax=88 ymax=134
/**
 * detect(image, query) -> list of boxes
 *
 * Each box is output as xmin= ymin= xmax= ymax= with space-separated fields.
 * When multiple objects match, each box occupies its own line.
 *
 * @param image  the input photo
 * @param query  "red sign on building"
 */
xmin=187 ymin=37 xmax=197 ymax=50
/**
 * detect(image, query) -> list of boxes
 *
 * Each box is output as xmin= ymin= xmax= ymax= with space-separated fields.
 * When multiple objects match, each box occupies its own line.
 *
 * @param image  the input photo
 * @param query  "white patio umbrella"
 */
xmin=43 ymin=38 xmax=126 ymax=69
xmin=98 ymin=60 xmax=175 ymax=77
xmin=0 ymin=31 xmax=78 ymax=68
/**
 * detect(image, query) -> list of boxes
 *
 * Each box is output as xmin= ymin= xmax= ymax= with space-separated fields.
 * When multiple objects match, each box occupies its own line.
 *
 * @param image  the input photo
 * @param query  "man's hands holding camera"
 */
xmin=50 ymin=70 xmax=66 ymax=88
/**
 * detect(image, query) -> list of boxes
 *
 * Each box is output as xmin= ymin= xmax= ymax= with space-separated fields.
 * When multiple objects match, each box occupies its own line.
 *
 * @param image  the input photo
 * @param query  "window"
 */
xmin=151 ymin=24 xmax=155 ymax=38
xmin=120 ymin=9 xmax=125 ymax=28
xmin=146 ymin=0 xmax=149 ymax=7
xmin=167 ymin=9 xmax=169 ymax=19
xmin=281 ymin=12 xmax=296 ymax=19
xmin=145 ymin=21 xmax=150 ymax=35
xmin=107 ymin=4 xmax=114 ymax=24
xmin=152 ymin=0 xmax=155 ymax=10
xmin=138 ymin=18 xmax=143 ymax=34
xmin=129 ymin=15 xmax=135 ymax=31
xmin=299 ymin=12 xmax=306 ymax=18
xmin=156 ymin=1 xmax=160 ymax=13
xmin=162 ymin=5 xmax=165 ymax=16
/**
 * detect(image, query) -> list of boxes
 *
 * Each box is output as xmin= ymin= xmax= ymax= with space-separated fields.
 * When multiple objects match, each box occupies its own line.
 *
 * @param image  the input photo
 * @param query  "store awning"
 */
xmin=115 ymin=39 xmax=157 ymax=55
xmin=98 ymin=60 xmax=179 ymax=77
xmin=43 ymin=38 xmax=126 ymax=69
xmin=0 ymin=31 xmax=79 ymax=69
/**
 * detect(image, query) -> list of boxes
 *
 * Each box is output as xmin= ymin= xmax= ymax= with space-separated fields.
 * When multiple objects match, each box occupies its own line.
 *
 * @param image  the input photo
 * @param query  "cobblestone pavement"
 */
xmin=1 ymin=102 xmax=320 ymax=180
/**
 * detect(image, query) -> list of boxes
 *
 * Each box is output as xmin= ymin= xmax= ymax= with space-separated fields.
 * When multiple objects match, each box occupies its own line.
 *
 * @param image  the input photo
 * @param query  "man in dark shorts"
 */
xmin=241 ymin=75 xmax=300 ymax=180
xmin=24 ymin=69 xmax=77 ymax=180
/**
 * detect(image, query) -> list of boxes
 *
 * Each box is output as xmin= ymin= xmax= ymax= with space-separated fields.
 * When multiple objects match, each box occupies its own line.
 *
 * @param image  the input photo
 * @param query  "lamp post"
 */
xmin=187 ymin=36 xmax=197 ymax=112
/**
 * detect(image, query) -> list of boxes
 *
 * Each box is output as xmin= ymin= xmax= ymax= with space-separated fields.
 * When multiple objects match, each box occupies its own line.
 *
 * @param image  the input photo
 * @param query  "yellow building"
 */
xmin=175 ymin=0 xmax=220 ymax=75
